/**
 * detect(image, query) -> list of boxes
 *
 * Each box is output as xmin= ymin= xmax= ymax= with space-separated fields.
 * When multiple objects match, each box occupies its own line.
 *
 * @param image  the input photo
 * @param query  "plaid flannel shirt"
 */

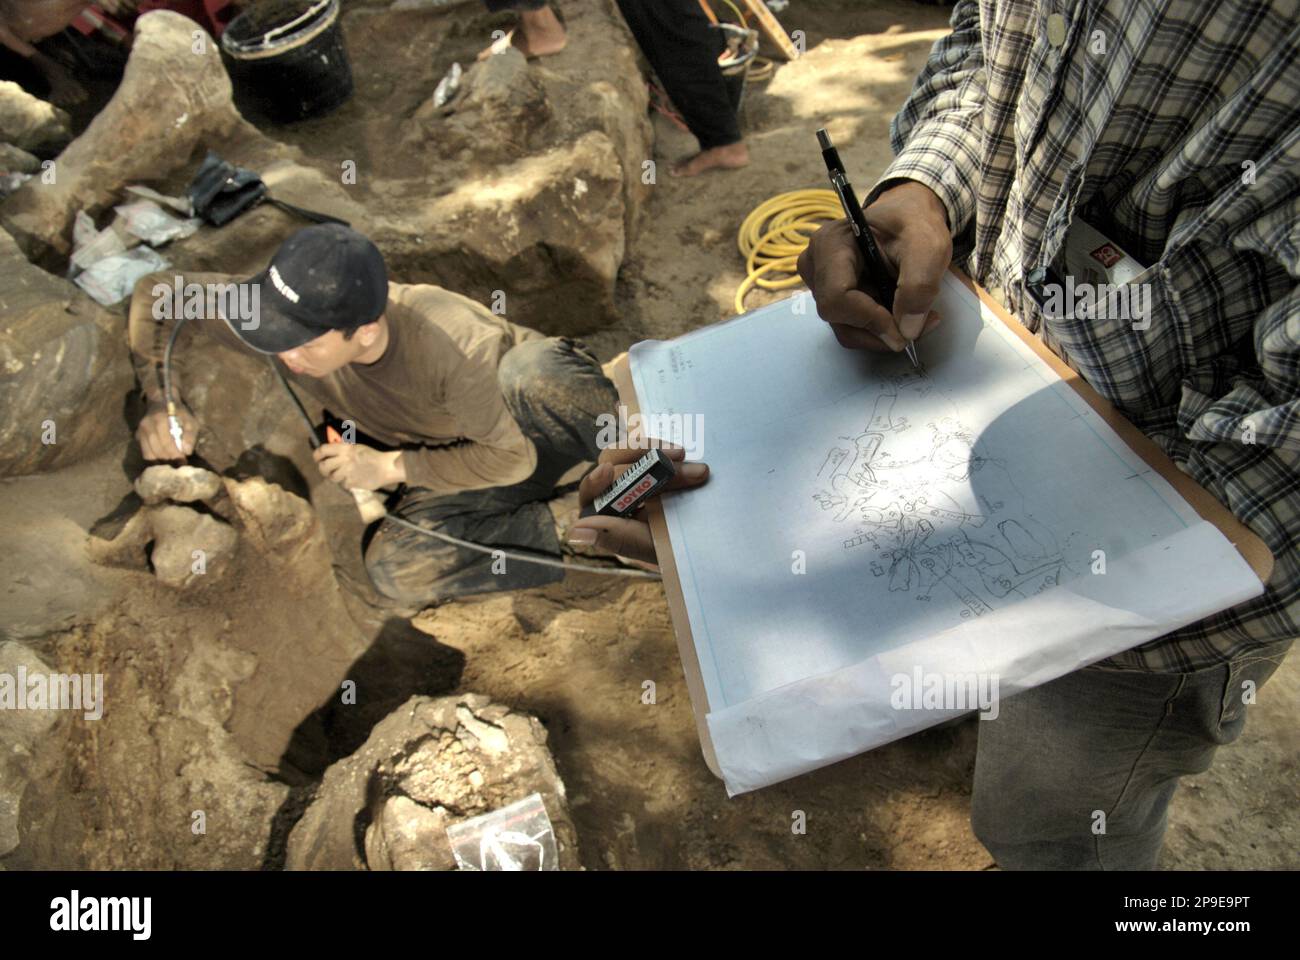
xmin=867 ymin=0 xmax=1300 ymax=672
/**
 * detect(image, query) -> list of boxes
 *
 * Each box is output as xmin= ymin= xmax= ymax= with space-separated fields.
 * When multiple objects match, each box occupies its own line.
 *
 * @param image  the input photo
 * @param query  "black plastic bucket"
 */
xmin=221 ymin=0 xmax=353 ymax=123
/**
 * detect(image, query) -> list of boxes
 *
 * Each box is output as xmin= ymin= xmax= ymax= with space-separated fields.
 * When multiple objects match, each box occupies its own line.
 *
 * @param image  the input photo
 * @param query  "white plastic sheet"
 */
xmin=73 ymin=246 xmax=170 ymax=307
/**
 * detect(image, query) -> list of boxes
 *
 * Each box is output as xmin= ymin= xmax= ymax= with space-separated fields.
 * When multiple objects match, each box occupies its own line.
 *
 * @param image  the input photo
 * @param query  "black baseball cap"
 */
xmin=226 ymin=224 xmax=389 ymax=354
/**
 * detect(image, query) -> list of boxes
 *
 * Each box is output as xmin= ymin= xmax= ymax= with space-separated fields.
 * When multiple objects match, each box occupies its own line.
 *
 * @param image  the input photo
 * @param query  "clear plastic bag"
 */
xmin=70 ymin=209 xmax=127 ymax=273
xmin=114 ymin=199 xmax=202 ymax=246
xmin=74 ymin=246 xmax=170 ymax=306
xmin=445 ymin=793 xmax=558 ymax=871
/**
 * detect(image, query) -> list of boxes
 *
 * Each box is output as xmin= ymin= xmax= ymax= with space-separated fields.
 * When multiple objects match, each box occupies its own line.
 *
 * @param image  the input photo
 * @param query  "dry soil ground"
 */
xmin=404 ymin=0 xmax=1298 ymax=869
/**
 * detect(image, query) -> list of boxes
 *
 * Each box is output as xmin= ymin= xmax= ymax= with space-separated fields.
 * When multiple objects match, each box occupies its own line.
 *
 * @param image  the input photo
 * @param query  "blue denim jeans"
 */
xmin=970 ymin=637 xmax=1293 ymax=869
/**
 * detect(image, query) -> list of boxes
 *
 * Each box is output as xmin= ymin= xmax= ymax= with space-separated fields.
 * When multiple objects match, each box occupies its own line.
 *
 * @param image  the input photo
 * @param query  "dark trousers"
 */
xmin=363 ymin=337 xmax=616 ymax=606
xmin=483 ymin=0 xmax=547 ymax=12
xmin=971 ymin=637 xmax=1293 ymax=869
xmin=616 ymin=0 xmax=742 ymax=150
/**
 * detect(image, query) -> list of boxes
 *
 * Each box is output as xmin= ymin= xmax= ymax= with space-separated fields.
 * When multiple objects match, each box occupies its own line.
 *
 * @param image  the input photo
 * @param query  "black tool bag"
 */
xmin=186 ymin=152 xmax=350 ymax=228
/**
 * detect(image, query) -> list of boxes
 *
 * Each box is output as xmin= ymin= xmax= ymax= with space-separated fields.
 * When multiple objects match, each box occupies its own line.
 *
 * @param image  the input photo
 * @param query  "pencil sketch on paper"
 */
xmin=812 ymin=372 xmax=1076 ymax=620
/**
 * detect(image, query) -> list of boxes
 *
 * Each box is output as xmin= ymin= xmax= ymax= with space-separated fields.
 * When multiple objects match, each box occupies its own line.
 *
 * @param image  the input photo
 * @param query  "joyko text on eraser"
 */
xmin=590 ymin=448 xmax=677 ymax=518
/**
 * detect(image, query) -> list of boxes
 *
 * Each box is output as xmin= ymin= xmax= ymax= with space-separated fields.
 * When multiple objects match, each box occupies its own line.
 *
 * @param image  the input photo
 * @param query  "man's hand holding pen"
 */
xmin=798 ymin=179 xmax=952 ymax=355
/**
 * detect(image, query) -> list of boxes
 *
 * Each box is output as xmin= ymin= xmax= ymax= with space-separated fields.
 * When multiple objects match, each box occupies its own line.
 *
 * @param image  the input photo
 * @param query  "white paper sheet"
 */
xmin=628 ymin=273 xmax=1264 ymax=795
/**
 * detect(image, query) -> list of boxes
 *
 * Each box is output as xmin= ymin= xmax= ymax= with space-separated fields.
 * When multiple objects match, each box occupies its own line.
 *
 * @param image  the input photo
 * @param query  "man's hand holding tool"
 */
xmin=798 ymin=179 xmax=951 ymax=355
xmin=313 ymin=427 xmax=406 ymax=492
xmin=137 ymin=400 xmax=198 ymax=462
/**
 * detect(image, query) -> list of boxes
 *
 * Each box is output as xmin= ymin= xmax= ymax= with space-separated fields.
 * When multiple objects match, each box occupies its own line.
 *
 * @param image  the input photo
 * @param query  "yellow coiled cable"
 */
xmin=734 ymin=187 xmax=842 ymax=314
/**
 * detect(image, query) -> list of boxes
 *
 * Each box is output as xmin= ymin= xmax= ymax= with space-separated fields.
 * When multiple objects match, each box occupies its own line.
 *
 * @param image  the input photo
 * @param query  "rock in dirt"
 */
xmin=219 ymin=475 xmax=317 ymax=553
xmin=378 ymin=130 xmax=627 ymax=337
xmin=0 ymin=641 xmax=62 ymax=858
xmin=0 ymin=81 xmax=71 ymax=155
xmin=86 ymin=510 xmax=153 ymax=572
xmin=13 ymin=467 xmax=462 ymax=869
xmin=2 ymin=617 xmax=294 ymax=870
xmin=135 ymin=464 xmax=224 ymax=505
xmin=0 ymin=11 xmax=254 ymax=262
xmin=88 ymin=482 xmax=239 ymax=588
xmin=364 ymin=795 xmax=455 ymax=871
xmin=415 ymin=48 xmax=552 ymax=166
xmin=0 ymin=228 xmax=134 ymax=477
xmin=149 ymin=504 xmax=238 ymax=589
xmin=286 ymin=694 xmax=579 ymax=870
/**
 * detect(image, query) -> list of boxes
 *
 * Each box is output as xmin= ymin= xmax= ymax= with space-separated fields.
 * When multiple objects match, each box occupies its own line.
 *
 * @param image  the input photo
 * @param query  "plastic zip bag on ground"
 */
xmin=74 ymin=246 xmax=170 ymax=306
xmin=114 ymin=199 xmax=202 ymax=246
xmin=446 ymin=793 xmax=558 ymax=871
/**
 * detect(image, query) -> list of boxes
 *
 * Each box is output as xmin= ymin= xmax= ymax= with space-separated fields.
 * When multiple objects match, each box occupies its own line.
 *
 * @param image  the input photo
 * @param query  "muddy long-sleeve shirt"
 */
xmin=128 ymin=272 xmax=545 ymax=494
xmin=865 ymin=0 xmax=1300 ymax=671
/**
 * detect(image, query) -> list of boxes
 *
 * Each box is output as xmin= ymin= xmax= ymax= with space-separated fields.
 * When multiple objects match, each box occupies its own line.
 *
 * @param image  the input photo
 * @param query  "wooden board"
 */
xmin=608 ymin=354 xmax=724 ymax=777
xmin=610 ymin=267 xmax=1275 ymax=777
xmin=739 ymin=0 xmax=799 ymax=61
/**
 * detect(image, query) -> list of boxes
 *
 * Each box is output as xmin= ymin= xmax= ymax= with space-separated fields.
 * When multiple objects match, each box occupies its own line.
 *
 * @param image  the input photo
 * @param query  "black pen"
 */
xmin=816 ymin=128 xmax=919 ymax=369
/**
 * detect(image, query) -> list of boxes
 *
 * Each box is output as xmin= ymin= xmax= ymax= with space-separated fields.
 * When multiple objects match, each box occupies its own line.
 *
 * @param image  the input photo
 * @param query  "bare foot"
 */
xmin=671 ymin=141 xmax=749 ymax=177
xmin=477 ymin=7 xmax=566 ymax=61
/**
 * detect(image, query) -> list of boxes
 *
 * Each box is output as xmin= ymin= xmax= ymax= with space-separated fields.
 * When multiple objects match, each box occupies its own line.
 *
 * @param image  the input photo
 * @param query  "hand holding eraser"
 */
xmin=588 ymin=448 xmax=677 ymax=518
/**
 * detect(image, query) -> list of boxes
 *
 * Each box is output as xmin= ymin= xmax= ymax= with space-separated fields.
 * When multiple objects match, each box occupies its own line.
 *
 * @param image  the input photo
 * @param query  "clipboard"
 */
xmin=609 ymin=267 xmax=1275 ymax=780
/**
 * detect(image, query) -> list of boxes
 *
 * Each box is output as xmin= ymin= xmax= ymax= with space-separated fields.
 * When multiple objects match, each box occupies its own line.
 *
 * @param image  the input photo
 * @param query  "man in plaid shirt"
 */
xmin=800 ymin=0 xmax=1297 ymax=868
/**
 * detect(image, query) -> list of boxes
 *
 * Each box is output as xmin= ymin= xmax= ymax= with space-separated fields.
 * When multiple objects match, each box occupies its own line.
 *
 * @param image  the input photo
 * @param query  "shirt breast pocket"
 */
xmin=1038 ymin=262 xmax=1184 ymax=424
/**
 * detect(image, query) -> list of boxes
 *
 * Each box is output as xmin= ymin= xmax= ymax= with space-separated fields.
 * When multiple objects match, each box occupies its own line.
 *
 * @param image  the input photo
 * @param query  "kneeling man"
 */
xmin=129 ymin=224 xmax=617 ymax=609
